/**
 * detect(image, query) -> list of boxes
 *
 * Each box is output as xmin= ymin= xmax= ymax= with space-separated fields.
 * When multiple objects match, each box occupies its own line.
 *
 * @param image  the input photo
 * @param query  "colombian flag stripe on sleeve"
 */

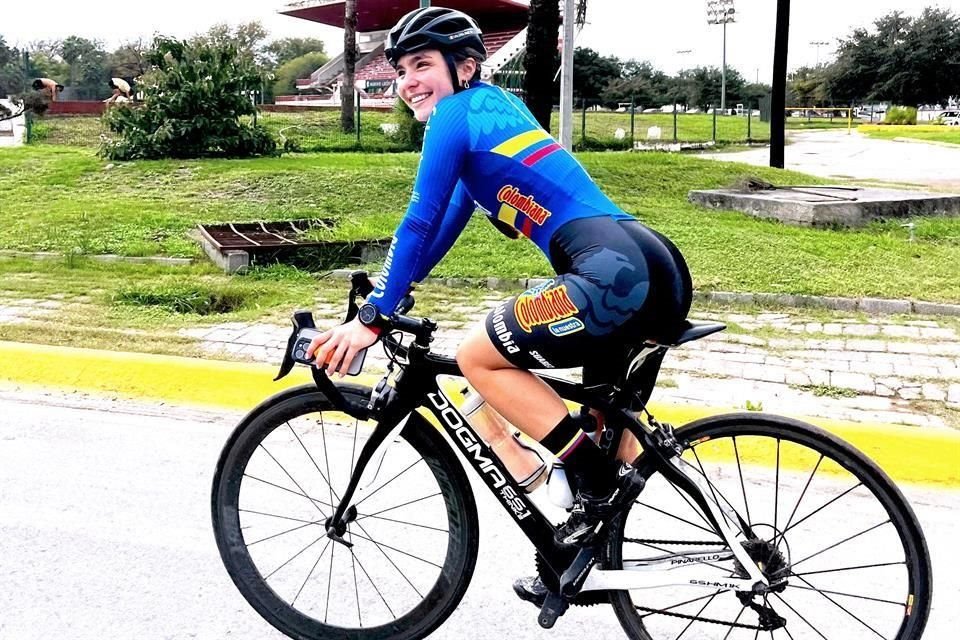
xmin=521 ymin=142 xmax=562 ymax=167
xmin=491 ymin=129 xmax=553 ymax=158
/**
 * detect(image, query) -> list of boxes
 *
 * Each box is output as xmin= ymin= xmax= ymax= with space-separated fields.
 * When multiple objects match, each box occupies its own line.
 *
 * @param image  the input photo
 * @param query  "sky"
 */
xmin=4 ymin=0 xmax=959 ymax=82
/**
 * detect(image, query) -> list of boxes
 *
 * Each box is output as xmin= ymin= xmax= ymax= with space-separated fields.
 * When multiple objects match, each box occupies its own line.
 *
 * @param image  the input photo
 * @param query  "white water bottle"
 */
xmin=547 ymin=462 xmax=574 ymax=510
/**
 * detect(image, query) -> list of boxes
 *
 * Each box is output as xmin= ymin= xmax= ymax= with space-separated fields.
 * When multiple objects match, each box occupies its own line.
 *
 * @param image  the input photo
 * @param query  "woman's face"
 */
xmin=395 ymin=50 xmax=457 ymax=122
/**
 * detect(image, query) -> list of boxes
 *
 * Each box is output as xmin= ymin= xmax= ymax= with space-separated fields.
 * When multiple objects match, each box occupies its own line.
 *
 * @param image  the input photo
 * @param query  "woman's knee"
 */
xmin=457 ymin=326 xmax=509 ymax=376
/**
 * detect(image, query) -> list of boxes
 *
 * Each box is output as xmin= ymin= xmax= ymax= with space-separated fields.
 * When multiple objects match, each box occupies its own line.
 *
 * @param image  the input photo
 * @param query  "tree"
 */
xmin=272 ymin=52 xmax=329 ymax=96
xmin=602 ymin=60 xmax=675 ymax=108
xmin=788 ymin=67 xmax=830 ymax=106
xmin=827 ymin=7 xmax=960 ymax=105
xmin=0 ymin=36 xmax=23 ymax=97
xmin=60 ymin=36 xmax=109 ymax=99
xmin=571 ymin=47 xmax=620 ymax=106
xmin=341 ymin=0 xmax=357 ymax=133
xmin=108 ymin=40 xmax=148 ymax=83
xmin=523 ymin=0 xmax=562 ymax=130
xmin=676 ymin=66 xmax=746 ymax=111
xmin=264 ymin=38 xmax=327 ymax=68
xmin=194 ymin=22 xmax=269 ymax=66
xmin=101 ymin=36 xmax=275 ymax=160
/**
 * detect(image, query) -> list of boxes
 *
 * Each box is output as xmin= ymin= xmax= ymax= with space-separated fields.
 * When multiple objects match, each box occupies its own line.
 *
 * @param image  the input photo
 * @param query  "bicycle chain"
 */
xmin=622 ymin=537 xmax=726 ymax=546
xmin=632 ymin=605 xmax=775 ymax=631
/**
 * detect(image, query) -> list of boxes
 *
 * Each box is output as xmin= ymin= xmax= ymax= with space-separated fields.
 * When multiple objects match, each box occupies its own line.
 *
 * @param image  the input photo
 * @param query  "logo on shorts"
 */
xmin=548 ymin=317 xmax=585 ymax=337
xmin=514 ymin=283 xmax=579 ymax=333
xmin=497 ymin=185 xmax=552 ymax=226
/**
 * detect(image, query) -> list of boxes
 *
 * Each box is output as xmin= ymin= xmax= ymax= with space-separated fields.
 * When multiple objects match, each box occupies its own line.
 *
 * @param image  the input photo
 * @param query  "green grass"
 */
xmin=859 ymin=124 xmax=960 ymax=145
xmin=3 ymin=145 xmax=960 ymax=303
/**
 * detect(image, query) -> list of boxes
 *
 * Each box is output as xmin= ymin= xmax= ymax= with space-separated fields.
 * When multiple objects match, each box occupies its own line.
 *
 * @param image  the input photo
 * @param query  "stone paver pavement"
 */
xmin=175 ymin=301 xmax=960 ymax=429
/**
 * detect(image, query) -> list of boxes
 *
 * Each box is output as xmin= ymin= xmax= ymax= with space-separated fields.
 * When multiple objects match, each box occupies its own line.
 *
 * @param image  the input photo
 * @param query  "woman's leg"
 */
xmin=457 ymin=326 xmax=568 ymax=440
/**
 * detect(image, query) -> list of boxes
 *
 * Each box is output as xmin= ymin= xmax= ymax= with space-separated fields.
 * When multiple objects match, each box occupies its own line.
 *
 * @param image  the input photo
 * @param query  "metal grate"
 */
xmin=198 ymin=219 xmax=336 ymax=252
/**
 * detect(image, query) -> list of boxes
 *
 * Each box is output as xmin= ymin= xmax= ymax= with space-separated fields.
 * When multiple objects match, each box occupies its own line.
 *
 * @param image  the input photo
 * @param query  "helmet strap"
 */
xmin=443 ymin=53 xmax=466 ymax=94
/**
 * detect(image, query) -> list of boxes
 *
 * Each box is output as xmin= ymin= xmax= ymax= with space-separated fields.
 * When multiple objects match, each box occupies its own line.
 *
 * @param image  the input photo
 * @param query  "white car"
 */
xmin=940 ymin=110 xmax=960 ymax=126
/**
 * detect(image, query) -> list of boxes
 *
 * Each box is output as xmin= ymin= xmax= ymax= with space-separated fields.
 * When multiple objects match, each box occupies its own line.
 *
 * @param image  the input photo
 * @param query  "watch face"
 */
xmin=359 ymin=304 xmax=377 ymax=325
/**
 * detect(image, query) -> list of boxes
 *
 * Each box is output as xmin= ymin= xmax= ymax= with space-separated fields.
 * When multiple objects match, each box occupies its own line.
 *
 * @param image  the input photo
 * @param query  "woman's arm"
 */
xmin=368 ymin=99 xmax=469 ymax=314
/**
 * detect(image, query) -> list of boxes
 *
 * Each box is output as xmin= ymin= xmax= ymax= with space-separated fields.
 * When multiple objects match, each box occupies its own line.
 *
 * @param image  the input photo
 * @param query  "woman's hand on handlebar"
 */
xmin=306 ymin=317 xmax=379 ymax=377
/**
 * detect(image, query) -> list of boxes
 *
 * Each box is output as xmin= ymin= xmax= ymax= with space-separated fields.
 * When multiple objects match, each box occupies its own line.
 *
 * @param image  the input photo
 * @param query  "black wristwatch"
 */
xmin=357 ymin=303 xmax=387 ymax=330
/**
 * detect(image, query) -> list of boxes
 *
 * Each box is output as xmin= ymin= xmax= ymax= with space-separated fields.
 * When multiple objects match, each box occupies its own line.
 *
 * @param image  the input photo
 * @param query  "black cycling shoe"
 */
xmin=512 ymin=575 xmax=549 ymax=607
xmin=555 ymin=464 xmax=646 ymax=546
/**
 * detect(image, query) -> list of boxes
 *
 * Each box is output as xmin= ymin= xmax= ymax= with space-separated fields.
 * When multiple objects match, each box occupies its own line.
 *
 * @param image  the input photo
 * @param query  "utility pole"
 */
xmin=707 ymin=0 xmax=736 ymax=114
xmin=559 ymin=0 xmax=576 ymax=150
xmin=420 ymin=0 xmax=429 ymax=7
xmin=771 ymin=0 xmax=791 ymax=168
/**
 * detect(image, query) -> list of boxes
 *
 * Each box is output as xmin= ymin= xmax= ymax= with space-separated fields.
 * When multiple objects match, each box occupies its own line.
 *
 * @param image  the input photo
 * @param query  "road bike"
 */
xmin=211 ymin=271 xmax=932 ymax=639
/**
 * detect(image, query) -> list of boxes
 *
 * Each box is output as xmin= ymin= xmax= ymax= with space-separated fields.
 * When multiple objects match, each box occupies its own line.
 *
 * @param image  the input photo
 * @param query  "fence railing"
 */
xmin=23 ymin=101 xmax=802 ymax=151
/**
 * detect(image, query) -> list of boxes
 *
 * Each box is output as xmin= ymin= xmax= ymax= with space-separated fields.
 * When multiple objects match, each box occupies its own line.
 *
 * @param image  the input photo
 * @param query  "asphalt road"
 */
xmin=0 ymin=390 xmax=956 ymax=639
xmin=706 ymin=129 xmax=960 ymax=189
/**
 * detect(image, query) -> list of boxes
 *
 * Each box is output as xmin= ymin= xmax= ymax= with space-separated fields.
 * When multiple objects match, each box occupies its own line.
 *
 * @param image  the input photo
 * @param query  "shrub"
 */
xmin=883 ymin=106 xmax=917 ymax=125
xmin=393 ymin=99 xmax=425 ymax=150
xmin=100 ymin=37 xmax=277 ymax=160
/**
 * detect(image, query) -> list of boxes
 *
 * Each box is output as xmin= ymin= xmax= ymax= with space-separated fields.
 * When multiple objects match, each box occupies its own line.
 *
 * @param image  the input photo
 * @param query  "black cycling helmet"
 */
xmin=385 ymin=6 xmax=487 ymax=70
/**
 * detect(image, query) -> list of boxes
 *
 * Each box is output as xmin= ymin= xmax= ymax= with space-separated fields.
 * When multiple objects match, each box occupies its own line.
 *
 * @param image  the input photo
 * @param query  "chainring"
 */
xmin=534 ymin=551 xmax=610 ymax=607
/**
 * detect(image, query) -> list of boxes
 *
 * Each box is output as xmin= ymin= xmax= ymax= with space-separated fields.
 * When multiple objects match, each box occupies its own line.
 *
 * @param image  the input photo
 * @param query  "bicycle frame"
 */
xmin=316 ymin=338 xmax=769 ymax=595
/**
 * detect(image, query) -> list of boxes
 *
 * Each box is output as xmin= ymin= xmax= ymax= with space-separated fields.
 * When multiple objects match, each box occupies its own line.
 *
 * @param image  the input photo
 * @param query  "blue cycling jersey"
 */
xmin=368 ymin=82 xmax=632 ymax=315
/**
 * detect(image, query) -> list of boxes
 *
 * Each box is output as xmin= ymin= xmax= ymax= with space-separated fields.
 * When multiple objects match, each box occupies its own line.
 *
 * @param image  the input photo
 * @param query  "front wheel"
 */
xmin=212 ymin=383 xmax=480 ymax=640
xmin=607 ymin=413 xmax=931 ymax=640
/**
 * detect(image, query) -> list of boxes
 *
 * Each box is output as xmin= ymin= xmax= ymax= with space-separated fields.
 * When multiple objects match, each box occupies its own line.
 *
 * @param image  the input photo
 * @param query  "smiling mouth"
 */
xmin=410 ymin=92 xmax=432 ymax=105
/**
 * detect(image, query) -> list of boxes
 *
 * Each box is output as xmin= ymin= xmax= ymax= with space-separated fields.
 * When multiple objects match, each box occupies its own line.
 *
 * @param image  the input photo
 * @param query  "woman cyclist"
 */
xmin=307 ymin=6 xmax=693 ymax=603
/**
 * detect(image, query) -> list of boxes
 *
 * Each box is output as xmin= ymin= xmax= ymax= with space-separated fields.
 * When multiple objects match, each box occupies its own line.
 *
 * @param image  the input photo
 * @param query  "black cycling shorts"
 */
xmin=484 ymin=216 xmax=692 ymax=371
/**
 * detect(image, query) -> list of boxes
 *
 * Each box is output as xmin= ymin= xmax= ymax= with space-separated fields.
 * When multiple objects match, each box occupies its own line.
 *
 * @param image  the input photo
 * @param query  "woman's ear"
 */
xmin=458 ymin=58 xmax=478 ymax=85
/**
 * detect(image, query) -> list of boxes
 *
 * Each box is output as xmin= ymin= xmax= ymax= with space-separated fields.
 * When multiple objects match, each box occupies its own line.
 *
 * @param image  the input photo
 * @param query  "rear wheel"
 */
xmin=212 ymin=384 xmax=480 ymax=640
xmin=607 ymin=413 xmax=931 ymax=640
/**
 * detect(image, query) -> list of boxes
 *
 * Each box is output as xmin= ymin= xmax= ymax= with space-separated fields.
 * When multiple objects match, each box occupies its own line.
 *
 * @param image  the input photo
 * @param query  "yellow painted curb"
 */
xmin=3 ymin=341 xmax=957 ymax=488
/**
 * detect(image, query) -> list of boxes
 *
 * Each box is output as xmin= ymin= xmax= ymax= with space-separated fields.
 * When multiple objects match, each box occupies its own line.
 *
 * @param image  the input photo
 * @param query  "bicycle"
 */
xmin=211 ymin=271 xmax=932 ymax=640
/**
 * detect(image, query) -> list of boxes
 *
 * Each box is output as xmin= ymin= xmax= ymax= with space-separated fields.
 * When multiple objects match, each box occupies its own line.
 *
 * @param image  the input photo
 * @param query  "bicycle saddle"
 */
xmin=651 ymin=320 xmax=726 ymax=347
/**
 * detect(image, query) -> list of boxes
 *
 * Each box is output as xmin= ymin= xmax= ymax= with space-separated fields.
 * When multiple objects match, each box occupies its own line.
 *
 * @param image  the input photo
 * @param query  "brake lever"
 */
xmin=275 ymin=310 xmax=316 ymax=381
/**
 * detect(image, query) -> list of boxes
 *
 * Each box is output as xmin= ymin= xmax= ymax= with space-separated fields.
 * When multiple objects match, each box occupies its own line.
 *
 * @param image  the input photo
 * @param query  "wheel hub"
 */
xmin=735 ymin=533 xmax=791 ymax=593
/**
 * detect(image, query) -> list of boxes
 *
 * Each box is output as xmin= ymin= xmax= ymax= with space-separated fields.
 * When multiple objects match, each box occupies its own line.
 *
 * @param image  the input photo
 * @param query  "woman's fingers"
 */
xmin=325 ymin=340 xmax=350 ymax=376
xmin=306 ymin=330 xmax=333 ymax=360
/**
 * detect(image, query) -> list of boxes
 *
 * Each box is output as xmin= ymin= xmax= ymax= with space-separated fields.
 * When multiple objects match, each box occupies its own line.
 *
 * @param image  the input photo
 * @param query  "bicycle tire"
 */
xmin=212 ymin=383 xmax=480 ymax=640
xmin=606 ymin=412 xmax=931 ymax=640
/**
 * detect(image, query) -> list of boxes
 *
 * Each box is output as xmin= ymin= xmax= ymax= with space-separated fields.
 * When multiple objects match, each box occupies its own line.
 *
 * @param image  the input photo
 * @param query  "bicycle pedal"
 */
xmin=537 ymin=591 xmax=568 ymax=629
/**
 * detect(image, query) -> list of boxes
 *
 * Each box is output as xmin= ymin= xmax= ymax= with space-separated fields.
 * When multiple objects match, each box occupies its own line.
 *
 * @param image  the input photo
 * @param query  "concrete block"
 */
xmin=912 ymin=301 xmax=960 ymax=317
xmin=843 ymin=324 xmax=880 ymax=336
xmin=881 ymin=325 xmax=922 ymax=338
xmin=859 ymin=298 xmax=912 ymax=315
xmin=921 ymin=383 xmax=946 ymax=401
xmin=829 ymin=371 xmax=875 ymax=393
xmin=898 ymin=386 xmax=922 ymax=400
xmin=948 ymin=384 xmax=960 ymax=405
xmin=845 ymin=339 xmax=887 ymax=352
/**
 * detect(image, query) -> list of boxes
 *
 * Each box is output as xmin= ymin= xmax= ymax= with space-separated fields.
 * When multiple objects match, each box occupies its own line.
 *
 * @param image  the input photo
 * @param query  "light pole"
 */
xmin=810 ymin=40 xmax=829 ymax=66
xmin=706 ymin=0 xmax=736 ymax=113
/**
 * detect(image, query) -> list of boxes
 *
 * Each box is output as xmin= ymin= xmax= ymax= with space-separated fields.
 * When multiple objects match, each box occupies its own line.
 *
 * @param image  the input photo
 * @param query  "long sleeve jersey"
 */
xmin=368 ymin=82 xmax=632 ymax=315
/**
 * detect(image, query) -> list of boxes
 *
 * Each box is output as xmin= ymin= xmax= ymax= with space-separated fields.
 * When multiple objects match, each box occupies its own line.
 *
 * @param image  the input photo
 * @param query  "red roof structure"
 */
xmin=281 ymin=0 xmax=529 ymax=33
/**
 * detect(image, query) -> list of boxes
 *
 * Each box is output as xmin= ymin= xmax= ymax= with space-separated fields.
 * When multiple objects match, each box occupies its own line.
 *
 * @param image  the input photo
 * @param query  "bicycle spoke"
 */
xmin=781 ymin=581 xmax=888 ymax=640
xmin=637 ymin=591 xmax=721 ymax=619
xmin=354 ymin=512 xmax=448 ymax=534
xmin=348 ymin=530 xmax=443 ymax=570
xmin=774 ymin=438 xmax=781 ymax=540
xmin=348 ymin=519 xmax=428 ymax=599
xmin=259 ymin=444 xmax=327 ymax=518
xmin=788 ymin=577 xmax=907 ymax=607
xmin=772 ymin=592 xmax=830 ymax=640
xmin=353 ymin=458 xmax=426 ymax=509
xmin=779 ymin=482 xmax=863 ymax=537
xmin=691 ymin=449 xmax=736 ymax=530
xmin=356 ymin=492 xmax=443 ymax=520
xmin=351 ymin=534 xmax=361 ymax=628
xmin=733 ymin=436 xmax=753 ymax=528
xmin=248 ymin=519 xmax=324 ymax=547
xmin=774 ymin=454 xmax=823 ymax=550
xmin=351 ymin=549 xmax=397 ymax=620
xmin=243 ymin=474 xmax=331 ymax=511
xmin=791 ymin=520 xmax=890 ymax=568
xmin=316 ymin=415 xmax=340 ymax=508
xmin=676 ymin=590 xmax=722 ymax=639
xmin=239 ymin=508 xmax=324 ymax=525
xmin=634 ymin=500 xmax=720 ymax=537
xmin=265 ymin=532 xmax=327 ymax=581
xmin=723 ymin=604 xmax=749 ymax=640
xmin=288 ymin=420 xmax=340 ymax=505
xmin=792 ymin=560 xmax=904 ymax=578
xmin=291 ymin=539 xmax=332 ymax=607
xmin=325 ymin=540 xmax=335 ymax=623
